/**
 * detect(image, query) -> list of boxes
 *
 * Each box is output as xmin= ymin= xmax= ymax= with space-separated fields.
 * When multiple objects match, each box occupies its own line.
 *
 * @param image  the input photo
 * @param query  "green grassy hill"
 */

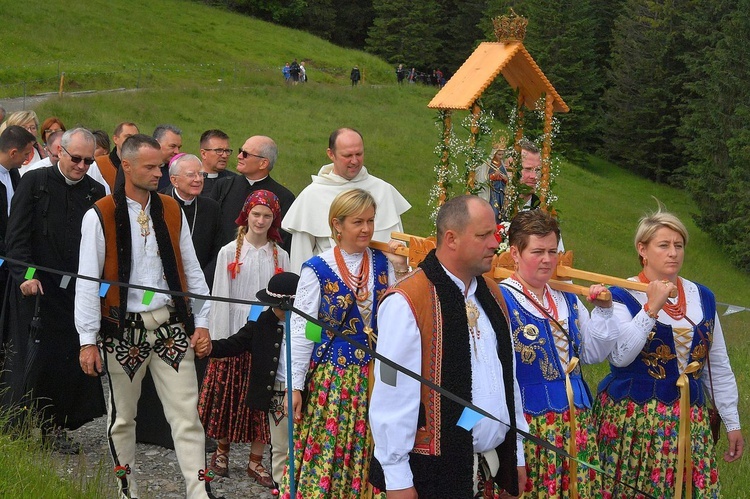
xmin=1 ymin=0 xmax=747 ymax=494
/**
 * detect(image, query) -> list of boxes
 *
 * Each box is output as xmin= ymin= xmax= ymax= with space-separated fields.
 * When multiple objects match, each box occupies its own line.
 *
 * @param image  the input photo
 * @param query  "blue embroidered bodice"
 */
xmin=303 ymin=249 xmax=389 ymax=368
xmin=597 ymin=284 xmax=715 ymax=406
xmin=502 ymin=286 xmax=592 ymax=415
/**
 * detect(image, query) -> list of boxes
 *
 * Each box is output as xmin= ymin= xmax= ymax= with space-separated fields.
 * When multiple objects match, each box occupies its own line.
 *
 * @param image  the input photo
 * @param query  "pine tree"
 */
xmin=681 ymin=0 xmax=750 ymax=269
xmin=600 ymin=0 xmax=688 ymax=183
xmin=366 ymin=0 xmax=441 ymax=68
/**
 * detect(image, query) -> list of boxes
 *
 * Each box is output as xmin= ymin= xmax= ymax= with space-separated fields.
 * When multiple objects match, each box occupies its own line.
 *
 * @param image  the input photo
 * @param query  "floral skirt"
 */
xmin=594 ymin=392 xmax=720 ymax=498
xmin=197 ymin=353 xmax=270 ymax=444
xmin=523 ymin=407 xmax=604 ymax=498
xmin=279 ymin=362 xmax=384 ymax=499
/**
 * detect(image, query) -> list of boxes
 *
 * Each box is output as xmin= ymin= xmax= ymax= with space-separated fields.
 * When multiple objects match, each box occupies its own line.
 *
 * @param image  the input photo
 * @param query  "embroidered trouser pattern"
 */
xmin=268 ymin=381 xmax=290 ymax=484
xmin=103 ymin=323 xmax=208 ymax=499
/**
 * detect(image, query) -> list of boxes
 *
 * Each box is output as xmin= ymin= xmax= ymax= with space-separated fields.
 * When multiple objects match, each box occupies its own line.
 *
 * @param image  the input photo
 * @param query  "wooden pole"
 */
xmin=540 ymin=92 xmax=554 ymax=210
xmin=58 ymin=72 xmax=65 ymax=97
xmin=438 ymin=110 xmax=452 ymax=206
xmin=467 ymin=102 xmax=481 ymax=193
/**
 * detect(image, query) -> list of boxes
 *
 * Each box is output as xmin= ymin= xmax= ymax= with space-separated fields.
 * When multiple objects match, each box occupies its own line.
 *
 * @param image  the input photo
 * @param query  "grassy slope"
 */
xmin=2 ymin=0 xmax=747 ymax=493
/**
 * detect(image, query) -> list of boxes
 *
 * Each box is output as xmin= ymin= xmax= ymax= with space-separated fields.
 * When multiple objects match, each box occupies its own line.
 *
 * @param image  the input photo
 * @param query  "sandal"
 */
xmin=208 ymin=443 xmax=230 ymax=478
xmin=247 ymin=453 xmax=275 ymax=489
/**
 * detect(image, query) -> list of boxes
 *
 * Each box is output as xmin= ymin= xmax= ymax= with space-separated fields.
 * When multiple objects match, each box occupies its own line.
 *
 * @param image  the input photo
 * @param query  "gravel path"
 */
xmin=51 ymin=382 xmax=277 ymax=499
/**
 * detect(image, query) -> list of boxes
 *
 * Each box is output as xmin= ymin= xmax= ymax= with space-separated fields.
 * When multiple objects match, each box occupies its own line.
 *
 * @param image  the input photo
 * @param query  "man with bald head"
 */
xmin=2 ymin=128 xmax=107 ymax=452
xmin=370 ymin=195 xmax=527 ymax=498
xmin=210 ymin=135 xmax=295 ymax=250
xmin=282 ymin=127 xmax=411 ymax=272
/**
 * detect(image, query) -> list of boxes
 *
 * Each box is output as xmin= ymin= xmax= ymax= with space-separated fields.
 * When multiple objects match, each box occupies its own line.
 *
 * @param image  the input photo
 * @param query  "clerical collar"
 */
xmin=173 ymin=189 xmax=196 ymax=205
xmin=205 ymin=172 xmax=219 ymax=179
xmin=245 ymin=175 xmax=268 ymax=186
xmin=57 ymin=164 xmax=84 ymax=185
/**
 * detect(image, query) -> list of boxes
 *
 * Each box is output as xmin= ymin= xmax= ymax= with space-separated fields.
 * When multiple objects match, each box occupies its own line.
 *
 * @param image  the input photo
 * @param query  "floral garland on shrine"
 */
xmin=428 ymin=106 xmax=495 ymax=225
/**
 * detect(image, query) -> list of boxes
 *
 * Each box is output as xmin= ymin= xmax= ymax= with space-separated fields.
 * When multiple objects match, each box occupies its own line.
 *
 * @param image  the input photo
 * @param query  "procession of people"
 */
xmin=0 ymin=117 xmax=744 ymax=499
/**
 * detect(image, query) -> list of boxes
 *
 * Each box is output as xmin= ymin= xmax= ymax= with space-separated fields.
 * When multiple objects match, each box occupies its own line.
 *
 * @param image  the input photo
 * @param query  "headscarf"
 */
xmin=235 ymin=189 xmax=282 ymax=243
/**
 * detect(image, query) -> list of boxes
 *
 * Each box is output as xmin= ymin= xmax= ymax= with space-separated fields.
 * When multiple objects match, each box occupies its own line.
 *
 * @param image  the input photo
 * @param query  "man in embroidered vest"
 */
xmin=94 ymin=122 xmax=139 ymax=192
xmin=75 ymin=134 xmax=214 ymax=499
xmin=370 ymin=195 xmax=527 ymax=498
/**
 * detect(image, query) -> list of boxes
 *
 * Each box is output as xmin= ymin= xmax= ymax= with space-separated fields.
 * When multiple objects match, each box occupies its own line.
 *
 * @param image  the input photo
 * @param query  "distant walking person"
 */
xmin=396 ymin=64 xmax=405 ymax=85
xmin=351 ymin=66 xmax=361 ymax=86
xmin=290 ymin=59 xmax=301 ymax=84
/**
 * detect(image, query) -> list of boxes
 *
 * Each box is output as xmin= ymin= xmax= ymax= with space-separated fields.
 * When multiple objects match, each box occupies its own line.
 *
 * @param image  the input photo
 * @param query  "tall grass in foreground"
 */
xmin=0 ymin=403 xmax=109 ymax=497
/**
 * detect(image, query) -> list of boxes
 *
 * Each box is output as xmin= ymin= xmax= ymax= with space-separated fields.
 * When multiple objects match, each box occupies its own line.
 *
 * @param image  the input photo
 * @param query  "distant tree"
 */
xmin=600 ymin=0 xmax=688 ymax=183
xmin=435 ymin=0 xmax=489 ymax=72
xmin=366 ymin=0 xmax=441 ymax=69
xmin=223 ymin=0 xmax=306 ymax=25
xmin=300 ymin=0 xmax=336 ymax=40
xmin=329 ymin=0 xmax=375 ymax=48
xmin=681 ymin=0 xmax=750 ymax=269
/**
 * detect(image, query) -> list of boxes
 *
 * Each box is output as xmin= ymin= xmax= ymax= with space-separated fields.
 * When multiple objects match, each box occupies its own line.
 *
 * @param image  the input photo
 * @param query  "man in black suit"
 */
xmin=0 ymin=125 xmax=37 ymax=357
xmin=198 ymin=129 xmax=237 ymax=196
xmin=210 ymin=135 xmax=295 ymax=253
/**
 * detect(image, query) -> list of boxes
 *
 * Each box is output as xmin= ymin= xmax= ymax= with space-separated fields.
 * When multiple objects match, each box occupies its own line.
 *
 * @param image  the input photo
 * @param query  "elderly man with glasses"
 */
xmin=199 ymin=129 xmax=237 ymax=196
xmin=1 ymin=127 xmax=107 ymax=453
xmin=210 ymin=135 xmax=295 ymax=251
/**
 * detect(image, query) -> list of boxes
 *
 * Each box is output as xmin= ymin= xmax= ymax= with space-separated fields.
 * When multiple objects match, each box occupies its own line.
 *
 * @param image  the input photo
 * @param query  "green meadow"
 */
xmin=1 ymin=0 xmax=747 ymax=495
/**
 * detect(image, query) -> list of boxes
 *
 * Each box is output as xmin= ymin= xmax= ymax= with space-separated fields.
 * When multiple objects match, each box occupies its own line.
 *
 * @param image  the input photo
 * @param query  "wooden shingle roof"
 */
xmin=427 ymin=41 xmax=569 ymax=113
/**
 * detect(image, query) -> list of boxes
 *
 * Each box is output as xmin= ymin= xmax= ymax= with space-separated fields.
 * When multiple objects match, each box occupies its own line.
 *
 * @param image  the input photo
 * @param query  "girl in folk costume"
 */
xmin=198 ymin=190 xmax=289 ymax=488
xmin=280 ymin=188 xmax=408 ymax=498
xmin=500 ymin=210 xmax=619 ymax=498
xmin=594 ymin=209 xmax=743 ymax=498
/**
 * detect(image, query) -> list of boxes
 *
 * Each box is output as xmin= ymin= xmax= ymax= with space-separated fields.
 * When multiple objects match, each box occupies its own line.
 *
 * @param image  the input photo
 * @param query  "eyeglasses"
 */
xmin=61 ymin=145 xmax=95 ymax=166
xmin=239 ymin=148 xmax=265 ymax=160
xmin=24 ymin=124 xmax=38 ymax=133
xmin=174 ymin=172 xmax=205 ymax=180
xmin=45 ymin=128 xmax=63 ymax=135
xmin=203 ymin=148 xmax=233 ymax=156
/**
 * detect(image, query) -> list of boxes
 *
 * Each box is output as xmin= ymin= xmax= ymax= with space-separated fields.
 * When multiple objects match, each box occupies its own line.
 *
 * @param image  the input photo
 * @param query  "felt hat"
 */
xmin=256 ymin=272 xmax=300 ymax=307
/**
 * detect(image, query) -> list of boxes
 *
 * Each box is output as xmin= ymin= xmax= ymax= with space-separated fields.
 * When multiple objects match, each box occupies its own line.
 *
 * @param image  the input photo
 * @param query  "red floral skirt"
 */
xmin=198 ymin=353 xmax=270 ymax=444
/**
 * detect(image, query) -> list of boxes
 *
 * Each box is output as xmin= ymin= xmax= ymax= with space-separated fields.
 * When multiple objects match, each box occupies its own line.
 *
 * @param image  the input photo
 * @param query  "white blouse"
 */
xmin=608 ymin=277 xmax=740 ymax=432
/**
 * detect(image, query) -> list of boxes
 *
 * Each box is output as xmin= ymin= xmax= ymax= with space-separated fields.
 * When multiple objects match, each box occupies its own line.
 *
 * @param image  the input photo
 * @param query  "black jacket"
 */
xmin=210 ymin=308 xmax=285 ymax=411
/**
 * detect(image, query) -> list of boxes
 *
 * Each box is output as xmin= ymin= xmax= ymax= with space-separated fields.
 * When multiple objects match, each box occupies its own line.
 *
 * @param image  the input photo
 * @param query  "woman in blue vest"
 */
xmin=594 ymin=209 xmax=743 ymax=498
xmin=500 ymin=209 xmax=619 ymax=498
xmin=280 ymin=188 xmax=407 ymax=498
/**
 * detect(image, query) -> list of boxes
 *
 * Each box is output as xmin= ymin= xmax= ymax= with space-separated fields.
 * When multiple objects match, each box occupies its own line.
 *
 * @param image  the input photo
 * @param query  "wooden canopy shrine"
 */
xmin=427 ymin=13 xmax=569 ymax=210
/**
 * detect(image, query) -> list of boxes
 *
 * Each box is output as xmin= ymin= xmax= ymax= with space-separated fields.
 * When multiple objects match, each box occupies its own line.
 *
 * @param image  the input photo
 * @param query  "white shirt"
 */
xmin=20 ymin=156 xmax=51 ymax=176
xmin=210 ymin=239 xmax=289 ymax=340
xmin=282 ymin=164 xmax=411 ymax=272
xmin=87 ymin=161 xmax=112 ymax=195
xmin=501 ymin=277 xmax=619 ymax=365
xmin=608 ymin=277 xmax=740 ymax=431
xmin=75 ymin=196 xmax=211 ymax=346
xmin=289 ymin=247 xmax=395 ymax=390
xmin=370 ymin=266 xmax=527 ymax=491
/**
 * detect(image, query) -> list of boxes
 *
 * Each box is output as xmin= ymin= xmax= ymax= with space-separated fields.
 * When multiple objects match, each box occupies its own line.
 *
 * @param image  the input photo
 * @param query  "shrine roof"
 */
xmin=427 ymin=41 xmax=569 ymax=113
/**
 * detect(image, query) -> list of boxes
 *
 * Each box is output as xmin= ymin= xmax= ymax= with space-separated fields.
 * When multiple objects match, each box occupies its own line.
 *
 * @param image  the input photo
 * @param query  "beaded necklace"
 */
xmin=333 ymin=246 xmax=371 ymax=302
xmin=638 ymin=272 xmax=686 ymax=320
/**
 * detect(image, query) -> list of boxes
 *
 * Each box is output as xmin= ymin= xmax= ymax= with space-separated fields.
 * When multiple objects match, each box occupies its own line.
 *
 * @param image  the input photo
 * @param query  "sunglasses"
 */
xmin=61 ymin=145 xmax=95 ymax=166
xmin=239 ymin=148 xmax=265 ymax=160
